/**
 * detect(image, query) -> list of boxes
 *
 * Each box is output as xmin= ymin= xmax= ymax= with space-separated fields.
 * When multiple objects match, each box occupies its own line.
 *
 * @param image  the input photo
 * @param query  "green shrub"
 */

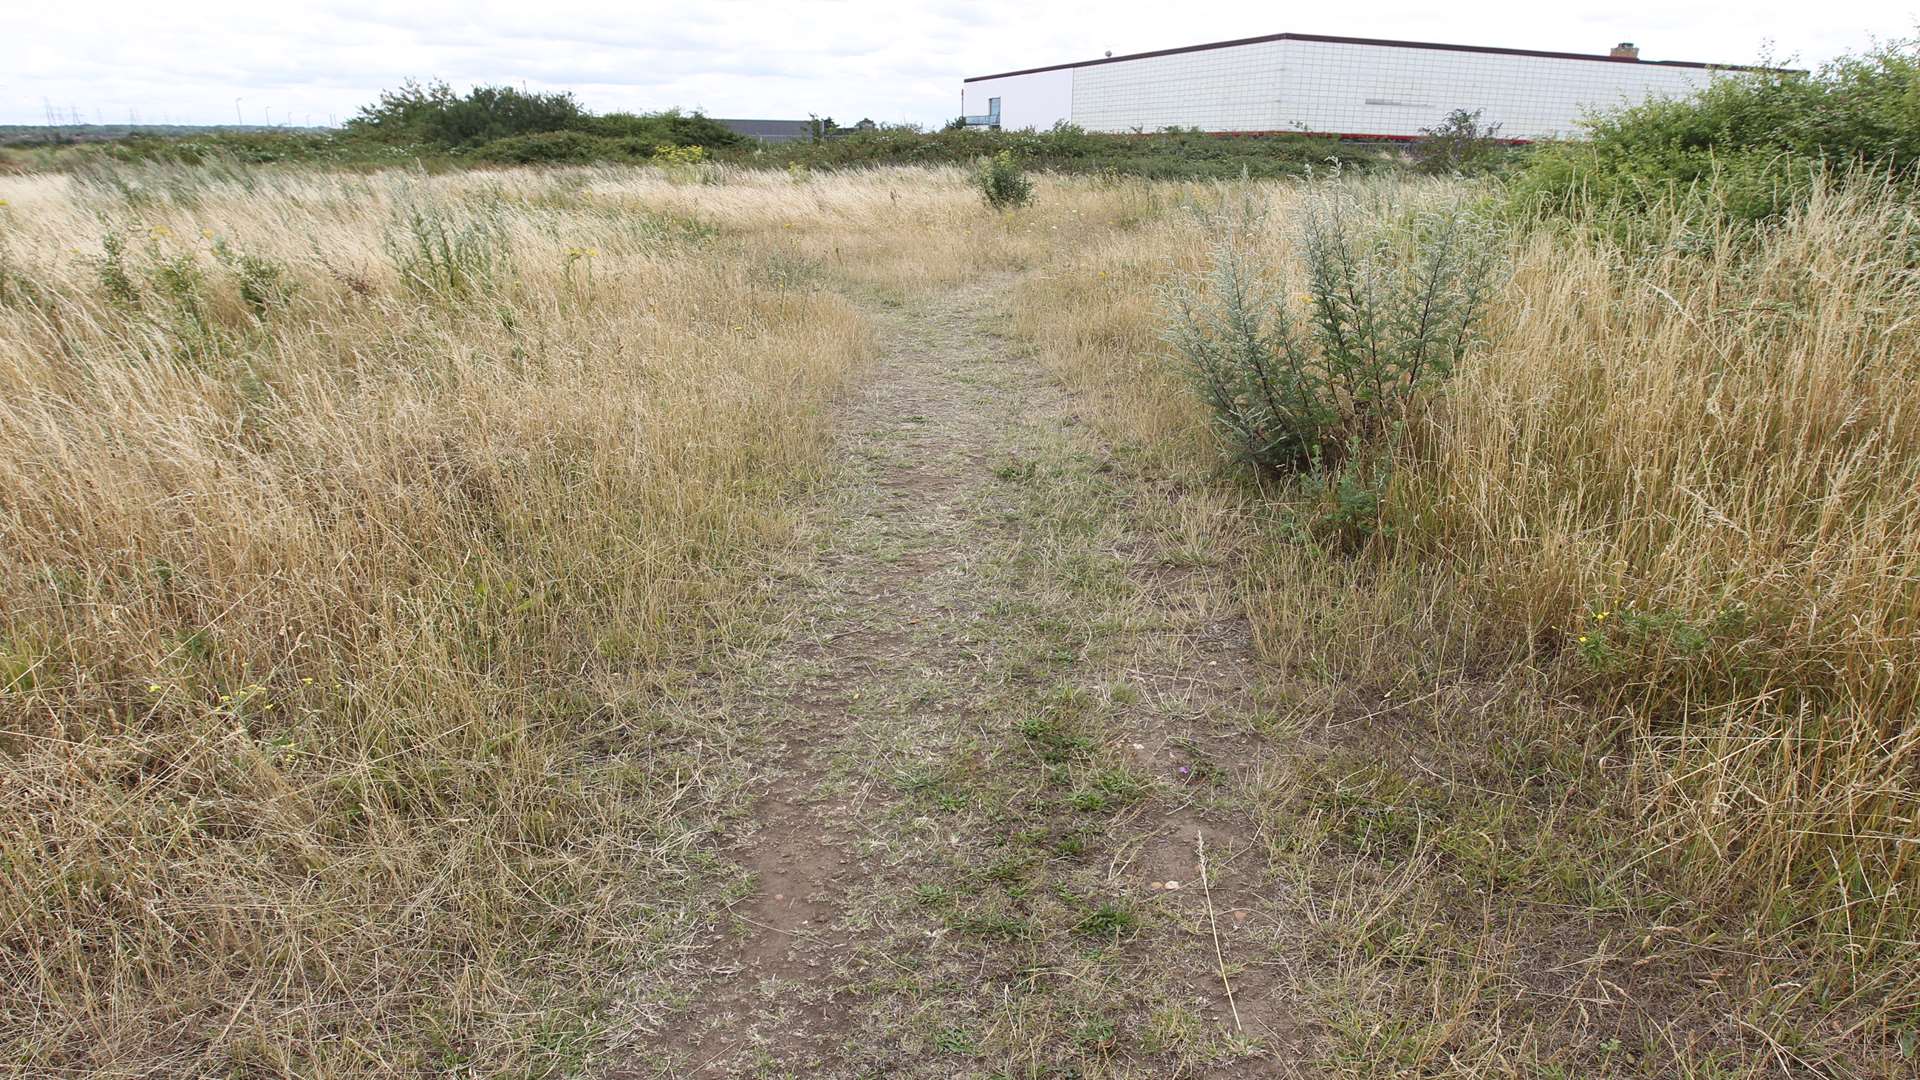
xmin=103 ymin=132 xmax=345 ymax=166
xmin=976 ymin=150 xmax=1034 ymax=210
xmin=1411 ymin=108 xmax=1508 ymax=175
xmin=1166 ymin=186 xmax=1501 ymax=475
xmin=93 ymin=230 xmax=139 ymax=307
xmin=473 ymin=130 xmax=612 ymax=164
xmin=0 ymin=248 xmax=52 ymax=312
xmin=350 ymin=82 xmax=742 ymax=156
xmin=12 ymin=114 xmax=1397 ymax=183
xmin=573 ymin=109 xmax=741 ymax=148
xmin=349 ymin=80 xmax=586 ymax=148
xmin=755 ymin=124 xmax=1389 ymax=179
xmin=1511 ymin=35 xmax=1920 ymax=221
xmin=468 ymin=130 xmax=740 ymax=169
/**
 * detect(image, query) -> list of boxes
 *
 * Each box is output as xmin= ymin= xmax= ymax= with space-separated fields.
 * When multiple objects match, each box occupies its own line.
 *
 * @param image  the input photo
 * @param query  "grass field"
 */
xmin=1 ymin=162 xmax=1913 ymax=1076
xmin=1017 ymin=173 xmax=1919 ymax=1075
xmin=0 ymin=165 xmax=874 ymax=1072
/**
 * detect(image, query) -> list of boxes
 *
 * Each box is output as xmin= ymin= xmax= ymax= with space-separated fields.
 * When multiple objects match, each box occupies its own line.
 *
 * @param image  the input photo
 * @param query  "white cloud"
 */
xmin=4 ymin=0 xmax=1914 ymax=126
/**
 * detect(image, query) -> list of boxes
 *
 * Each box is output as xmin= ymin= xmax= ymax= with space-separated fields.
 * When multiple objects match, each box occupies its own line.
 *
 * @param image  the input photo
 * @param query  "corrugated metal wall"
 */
xmin=1271 ymin=39 xmax=1710 ymax=138
xmin=966 ymin=39 xmax=1720 ymax=140
xmin=1072 ymin=41 xmax=1290 ymax=132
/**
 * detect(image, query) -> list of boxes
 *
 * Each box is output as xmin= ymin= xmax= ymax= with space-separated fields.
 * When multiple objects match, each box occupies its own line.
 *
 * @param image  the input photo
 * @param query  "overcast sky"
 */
xmin=6 ymin=1 xmax=1916 ymax=128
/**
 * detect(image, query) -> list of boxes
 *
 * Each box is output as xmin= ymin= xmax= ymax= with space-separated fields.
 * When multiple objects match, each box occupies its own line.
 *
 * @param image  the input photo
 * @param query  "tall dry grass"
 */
xmin=0 ymin=163 xmax=875 ymax=1073
xmin=1012 ymin=178 xmax=1254 ymax=466
xmin=1013 ymin=174 xmax=1919 ymax=1053
xmin=1407 ymin=180 xmax=1920 ymax=987
xmin=0 ymin=157 xmax=1173 ymax=1074
xmin=579 ymin=162 xmax=1156 ymax=292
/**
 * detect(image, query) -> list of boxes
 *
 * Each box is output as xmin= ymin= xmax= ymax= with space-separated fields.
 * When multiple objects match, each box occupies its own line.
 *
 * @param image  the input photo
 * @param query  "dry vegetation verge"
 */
xmin=0 ymin=165 xmax=873 ymax=1073
xmin=0 ymin=163 xmax=1161 ymax=1075
xmin=1416 ymin=184 xmax=1920 ymax=937
xmin=1016 ymin=175 xmax=1917 ymax=1075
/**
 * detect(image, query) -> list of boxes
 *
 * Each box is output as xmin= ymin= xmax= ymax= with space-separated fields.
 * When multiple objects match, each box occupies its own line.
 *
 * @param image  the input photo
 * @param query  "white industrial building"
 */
xmin=962 ymin=33 xmax=1763 ymax=142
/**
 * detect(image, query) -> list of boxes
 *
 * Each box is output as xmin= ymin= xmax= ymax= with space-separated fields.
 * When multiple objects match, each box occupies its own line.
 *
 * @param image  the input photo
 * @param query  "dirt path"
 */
xmin=613 ymin=276 xmax=1305 ymax=1077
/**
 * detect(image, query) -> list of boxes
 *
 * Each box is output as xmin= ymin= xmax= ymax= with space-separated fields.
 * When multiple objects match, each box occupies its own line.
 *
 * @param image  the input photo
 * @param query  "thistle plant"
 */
xmin=1166 ymin=184 xmax=1502 ymax=474
xmin=385 ymin=195 xmax=513 ymax=298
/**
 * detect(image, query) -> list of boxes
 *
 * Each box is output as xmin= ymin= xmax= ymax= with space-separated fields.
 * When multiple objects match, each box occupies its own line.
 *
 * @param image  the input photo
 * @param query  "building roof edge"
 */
xmin=963 ymin=31 xmax=1789 ymax=83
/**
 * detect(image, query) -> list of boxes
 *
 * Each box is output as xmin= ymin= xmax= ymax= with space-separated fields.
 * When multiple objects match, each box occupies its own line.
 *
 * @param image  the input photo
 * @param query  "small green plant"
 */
xmin=650 ymin=143 xmax=707 ymax=166
xmin=95 ymin=229 xmax=140 ymax=307
xmin=1311 ymin=454 xmax=1394 ymax=546
xmin=0 ymin=249 xmax=49 ymax=310
xmin=950 ymin=912 xmax=1032 ymax=940
xmin=992 ymin=457 xmax=1038 ymax=483
xmin=976 ymin=149 xmax=1034 ymax=210
xmin=151 ymin=249 xmax=204 ymax=313
xmin=0 ymin=637 xmax=44 ymax=693
xmin=1015 ymin=687 xmax=1095 ymax=764
xmin=1067 ymin=769 xmax=1146 ymax=812
xmin=1074 ymin=1016 xmax=1119 ymax=1049
xmin=931 ymin=1027 xmax=975 ymax=1054
xmin=1571 ymin=604 xmax=1743 ymax=678
xmin=563 ymin=245 xmax=598 ymax=298
xmin=144 ymin=246 xmax=237 ymax=364
xmin=212 ymin=239 xmax=293 ymax=318
xmin=1073 ymin=902 xmax=1137 ymax=940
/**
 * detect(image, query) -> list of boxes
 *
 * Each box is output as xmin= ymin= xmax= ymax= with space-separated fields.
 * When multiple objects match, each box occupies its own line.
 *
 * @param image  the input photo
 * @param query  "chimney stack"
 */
xmin=1609 ymin=42 xmax=1640 ymax=59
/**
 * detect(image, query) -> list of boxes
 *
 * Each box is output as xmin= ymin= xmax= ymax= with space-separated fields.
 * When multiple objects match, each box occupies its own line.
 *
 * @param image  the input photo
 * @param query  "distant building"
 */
xmin=713 ymin=118 xmax=813 ymax=143
xmin=962 ymin=32 xmax=1776 ymax=142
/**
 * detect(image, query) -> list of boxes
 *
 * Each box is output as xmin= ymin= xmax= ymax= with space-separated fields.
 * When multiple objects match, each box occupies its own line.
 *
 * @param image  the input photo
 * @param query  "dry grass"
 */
xmin=0 ymin=160 xmax=1188 ymax=1076
xmin=0 ymin=163 xmax=879 ymax=1073
xmin=1011 ymin=179 xmax=1236 ymax=469
xmin=1412 ymin=184 xmax=1920 ymax=939
xmin=1400 ymin=182 xmax=1920 ymax=1061
xmin=580 ymin=163 xmax=1161 ymax=294
xmin=4 ymin=155 xmax=1914 ymax=1074
xmin=1014 ymin=174 xmax=1918 ymax=1072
